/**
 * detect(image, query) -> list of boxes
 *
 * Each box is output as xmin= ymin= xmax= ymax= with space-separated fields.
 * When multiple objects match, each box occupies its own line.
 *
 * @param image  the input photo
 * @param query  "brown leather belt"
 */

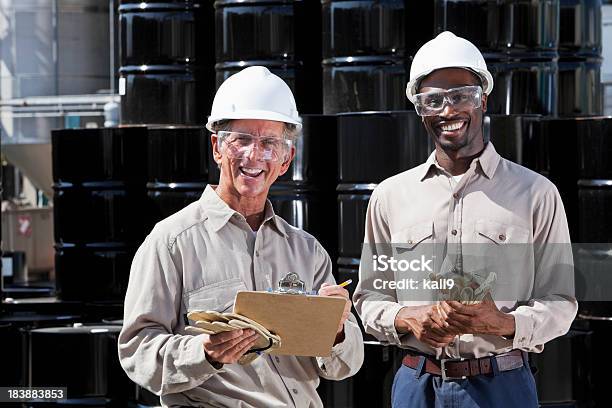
xmin=402 ymin=349 xmax=526 ymax=380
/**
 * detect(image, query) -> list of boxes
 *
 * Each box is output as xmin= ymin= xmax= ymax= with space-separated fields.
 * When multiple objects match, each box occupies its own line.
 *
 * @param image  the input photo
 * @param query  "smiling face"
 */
xmin=211 ymin=119 xmax=295 ymax=205
xmin=419 ymin=68 xmax=487 ymax=157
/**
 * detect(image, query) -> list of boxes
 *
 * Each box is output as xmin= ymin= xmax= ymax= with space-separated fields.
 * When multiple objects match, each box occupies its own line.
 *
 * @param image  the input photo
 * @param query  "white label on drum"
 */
xmin=119 ymin=77 xmax=126 ymax=96
xmin=1 ymin=257 xmax=13 ymax=277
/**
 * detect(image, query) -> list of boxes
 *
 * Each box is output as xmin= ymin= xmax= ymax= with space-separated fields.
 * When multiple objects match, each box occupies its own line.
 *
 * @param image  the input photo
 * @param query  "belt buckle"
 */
xmin=440 ymin=357 xmax=467 ymax=381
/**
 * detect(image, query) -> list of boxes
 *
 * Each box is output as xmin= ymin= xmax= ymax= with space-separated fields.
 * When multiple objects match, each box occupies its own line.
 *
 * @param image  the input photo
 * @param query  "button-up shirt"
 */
xmin=353 ymin=142 xmax=577 ymax=359
xmin=119 ymin=186 xmax=364 ymax=407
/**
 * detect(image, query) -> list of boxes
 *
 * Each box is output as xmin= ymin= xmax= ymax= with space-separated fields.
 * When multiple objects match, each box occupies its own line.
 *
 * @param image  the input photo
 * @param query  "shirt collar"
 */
xmin=200 ymin=185 xmax=288 ymax=238
xmin=419 ymin=142 xmax=501 ymax=181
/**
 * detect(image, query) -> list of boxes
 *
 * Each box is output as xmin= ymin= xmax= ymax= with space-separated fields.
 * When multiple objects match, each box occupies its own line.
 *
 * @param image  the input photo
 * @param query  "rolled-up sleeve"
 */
xmin=312 ymin=242 xmax=364 ymax=380
xmin=118 ymin=233 xmax=221 ymax=396
xmin=509 ymin=185 xmax=578 ymax=352
xmin=353 ymin=187 xmax=409 ymax=346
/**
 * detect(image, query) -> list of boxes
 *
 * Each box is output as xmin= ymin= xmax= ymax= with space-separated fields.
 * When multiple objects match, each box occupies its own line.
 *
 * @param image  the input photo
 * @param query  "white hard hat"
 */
xmin=406 ymin=31 xmax=494 ymax=103
xmin=206 ymin=66 xmax=302 ymax=131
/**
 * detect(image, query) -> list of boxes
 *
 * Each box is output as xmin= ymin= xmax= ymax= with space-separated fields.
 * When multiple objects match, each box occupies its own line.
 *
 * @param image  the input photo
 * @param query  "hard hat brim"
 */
xmin=206 ymin=109 xmax=302 ymax=132
xmin=406 ymin=67 xmax=494 ymax=103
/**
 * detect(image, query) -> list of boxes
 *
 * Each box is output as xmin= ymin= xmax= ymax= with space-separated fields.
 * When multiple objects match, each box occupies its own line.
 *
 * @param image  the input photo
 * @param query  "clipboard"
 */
xmin=234 ymin=291 xmax=346 ymax=357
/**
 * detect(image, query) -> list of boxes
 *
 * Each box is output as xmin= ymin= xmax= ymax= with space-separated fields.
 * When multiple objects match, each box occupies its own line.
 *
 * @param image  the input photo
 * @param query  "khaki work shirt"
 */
xmin=119 ymin=186 xmax=364 ymax=408
xmin=354 ymin=142 xmax=577 ymax=359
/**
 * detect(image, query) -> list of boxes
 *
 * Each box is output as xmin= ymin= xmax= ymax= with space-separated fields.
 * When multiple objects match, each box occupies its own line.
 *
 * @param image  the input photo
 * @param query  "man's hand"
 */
xmin=319 ymin=282 xmax=351 ymax=344
xmin=394 ymin=305 xmax=459 ymax=348
xmin=438 ymin=299 xmax=515 ymax=337
xmin=203 ymin=329 xmax=259 ymax=365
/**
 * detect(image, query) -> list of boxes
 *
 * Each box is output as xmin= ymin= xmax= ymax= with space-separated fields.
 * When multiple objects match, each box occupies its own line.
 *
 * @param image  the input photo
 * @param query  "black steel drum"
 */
xmin=576 ymin=117 xmax=612 ymax=244
xmin=531 ymin=118 xmax=580 ymax=239
xmin=486 ymin=57 xmax=558 ymax=116
xmin=147 ymin=126 xmax=208 ymax=183
xmin=559 ymin=0 xmax=602 ymax=57
xmin=147 ymin=183 xmax=206 ymax=222
xmin=268 ymin=184 xmax=337 ymax=255
xmin=558 ymin=58 xmax=602 ymax=116
xmin=120 ymin=1 xmax=212 ymax=66
xmin=337 ymin=111 xmax=431 ymax=183
xmin=120 ymin=66 xmax=209 ymax=125
xmin=53 ymin=182 xmax=149 ymax=245
xmin=29 ymin=325 xmax=133 ymax=404
xmin=119 ymin=0 xmax=215 ymax=125
xmin=434 ymin=0 xmax=559 ymax=58
xmin=322 ymin=0 xmax=405 ymax=59
xmin=337 ymin=185 xmax=373 ymax=259
xmin=277 ymin=114 xmax=338 ymax=188
xmin=576 ymin=117 xmax=612 ymax=180
xmin=215 ymin=0 xmax=295 ymax=62
xmin=531 ymin=320 xmax=594 ymax=405
xmin=214 ymin=0 xmax=322 ymax=114
xmin=323 ymin=57 xmax=407 ymax=114
xmin=578 ymin=181 xmax=612 ymax=244
xmin=51 ymin=127 xmax=148 ymax=184
xmin=0 ymin=310 xmax=81 ymax=389
xmin=55 ymin=244 xmax=136 ymax=302
xmin=484 ymin=114 xmax=541 ymax=168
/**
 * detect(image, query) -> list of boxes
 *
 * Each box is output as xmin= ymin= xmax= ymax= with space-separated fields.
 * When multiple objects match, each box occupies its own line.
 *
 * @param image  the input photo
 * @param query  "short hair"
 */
xmin=209 ymin=119 xmax=300 ymax=142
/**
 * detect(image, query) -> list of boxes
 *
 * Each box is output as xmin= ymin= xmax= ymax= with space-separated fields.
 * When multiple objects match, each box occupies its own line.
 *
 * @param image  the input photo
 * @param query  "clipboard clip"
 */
xmin=276 ymin=272 xmax=309 ymax=295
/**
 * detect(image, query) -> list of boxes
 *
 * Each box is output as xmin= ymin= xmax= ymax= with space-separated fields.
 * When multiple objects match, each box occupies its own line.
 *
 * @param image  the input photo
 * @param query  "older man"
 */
xmin=353 ymin=32 xmax=576 ymax=407
xmin=119 ymin=66 xmax=363 ymax=407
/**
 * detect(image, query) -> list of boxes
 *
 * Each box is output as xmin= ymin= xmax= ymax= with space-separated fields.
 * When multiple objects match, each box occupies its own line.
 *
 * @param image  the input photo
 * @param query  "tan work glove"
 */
xmin=186 ymin=310 xmax=281 ymax=365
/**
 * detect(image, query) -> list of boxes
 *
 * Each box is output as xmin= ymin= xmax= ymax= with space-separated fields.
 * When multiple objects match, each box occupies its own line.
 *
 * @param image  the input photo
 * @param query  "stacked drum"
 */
xmin=270 ymin=115 xmax=338 ymax=256
xmin=320 ymin=111 xmax=431 ymax=405
xmin=337 ymin=111 xmax=431 ymax=298
xmin=147 ymin=126 xmax=208 ymax=222
xmin=214 ymin=0 xmax=321 ymax=114
xmin=52 ymin=127 xmax=149 ymax=303
xmin=119 ymin=0 xmax=215 ymax=125
xmin=557 ymin=0 xmax=603 ymax=116
xmin=28 ymin=325 xmax=130 ymax=406
xmin=0 ymin=302 xmax=82 ymax=391
xmin=435 ymin=0 xmax=560 ymax=116
xmin=337 ymin=110 xmax=431 ymax=276
xmin=575 ymin=113 xmax=612 ymax=408
xmin=322 ymin=0 xmax=407 ymax=114
xmin=484 ymin=114 xmax=542 ymax=168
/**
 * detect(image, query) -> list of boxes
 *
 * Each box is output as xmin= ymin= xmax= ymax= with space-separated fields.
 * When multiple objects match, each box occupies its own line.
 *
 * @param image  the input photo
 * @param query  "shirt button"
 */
xmin=292 ymin=389 xmax=298 ymax=394
xmin=407 ymin=239 xmax=413 ymax=244
xmin=275 ymin=356 xmax=280 ymax=363
xmin=453 ymin=193 xmax=459 ymax=199
xmin=255 ymin=250 xmax=260 ymax=256
xmin=451 ymin=229 xmax=457 ymax=236
xmin=498 ymin=234 xmax=506 ymax=241
xmin=449 ymin=341 xmax=455 ymax=347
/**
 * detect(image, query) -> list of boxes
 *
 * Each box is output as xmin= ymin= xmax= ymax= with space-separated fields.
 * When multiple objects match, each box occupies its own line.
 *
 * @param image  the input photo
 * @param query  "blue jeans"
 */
xmin=391 ymin=356 xmax=538 ymax=408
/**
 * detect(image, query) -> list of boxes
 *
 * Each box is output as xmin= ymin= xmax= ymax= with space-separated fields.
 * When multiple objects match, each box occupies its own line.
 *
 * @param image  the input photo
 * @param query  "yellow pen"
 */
xmin=338 ymin=279 xmax=353 ymax=288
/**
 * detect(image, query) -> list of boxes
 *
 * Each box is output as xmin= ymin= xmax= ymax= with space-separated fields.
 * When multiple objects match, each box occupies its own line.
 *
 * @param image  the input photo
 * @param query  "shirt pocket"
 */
xmin=471 ymin=220 xmax=532 ymax=291
xmin=392 ymin=222 xmax=434 ymax=252
xmin=183 ymin=278 xmax=248 ymax=313
xmin=474 ymin=220 xmax=530 ymax=244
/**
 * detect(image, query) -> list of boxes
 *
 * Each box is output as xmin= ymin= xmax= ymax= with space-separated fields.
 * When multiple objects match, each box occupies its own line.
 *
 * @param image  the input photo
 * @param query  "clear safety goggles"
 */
xmin=413 ymin=85 xmax=483 ymax=117
xmin=217 ymin=131 xmax=292 ymax=162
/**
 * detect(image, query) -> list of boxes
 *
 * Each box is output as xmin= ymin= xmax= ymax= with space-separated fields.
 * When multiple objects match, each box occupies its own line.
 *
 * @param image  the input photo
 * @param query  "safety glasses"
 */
xmin=217 ymin=131 xmax=292 ymax=162
xmin=413 ymin=85 xmax=483 ymax=117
